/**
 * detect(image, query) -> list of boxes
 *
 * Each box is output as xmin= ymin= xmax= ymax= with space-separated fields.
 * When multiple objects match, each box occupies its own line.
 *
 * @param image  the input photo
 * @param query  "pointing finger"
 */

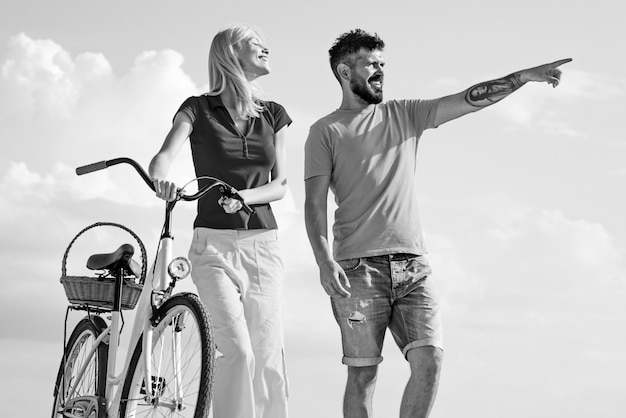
xmin=551 ymin=58 xmax=573 ymax=68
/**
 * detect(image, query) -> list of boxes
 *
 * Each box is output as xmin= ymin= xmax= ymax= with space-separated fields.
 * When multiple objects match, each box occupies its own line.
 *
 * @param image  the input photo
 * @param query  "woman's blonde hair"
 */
xmin=207 ymin=24 xmax=265 ymax=119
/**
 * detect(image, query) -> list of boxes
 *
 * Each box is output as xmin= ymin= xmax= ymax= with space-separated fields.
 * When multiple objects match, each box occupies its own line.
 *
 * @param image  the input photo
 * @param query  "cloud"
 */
xmin=1 ymin=33 xmax=114 ymax=120
xmin=426 ymin=200 xmax=626 ymax=414
xmin=488 ymin=85 xmax=581 ymax=133
xmin=431 ymin=201 xmax=626 ymax=320
xmin=0 ymin=33 xmax=199 ymax=173
xmin=483 ymin=208 xmax=623 ymax=281
xmin=0 ymin=160 xmax=163 ymax=208
xmin=0 ymin=33 xmax=196 ymax=119
xmin=556 ymin=68 xmax=625 ymax=100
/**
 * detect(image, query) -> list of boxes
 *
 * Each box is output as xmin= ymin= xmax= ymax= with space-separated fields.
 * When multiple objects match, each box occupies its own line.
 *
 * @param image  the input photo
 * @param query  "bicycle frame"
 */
xmin=106 ymin=232 xmax=175 ymax=415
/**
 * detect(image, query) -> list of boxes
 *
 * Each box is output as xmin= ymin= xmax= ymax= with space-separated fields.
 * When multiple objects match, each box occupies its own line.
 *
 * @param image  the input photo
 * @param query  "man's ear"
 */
xmin=337 ymin=63 xmax=351 ymax=80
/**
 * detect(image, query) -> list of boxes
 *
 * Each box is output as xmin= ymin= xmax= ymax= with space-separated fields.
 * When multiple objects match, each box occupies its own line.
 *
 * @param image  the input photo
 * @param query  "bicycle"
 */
xmin=51 ymin=157 xmax=253 ymax=417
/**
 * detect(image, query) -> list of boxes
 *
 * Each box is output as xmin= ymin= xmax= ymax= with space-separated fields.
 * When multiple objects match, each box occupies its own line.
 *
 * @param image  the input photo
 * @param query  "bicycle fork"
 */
xmin=140 ymin=236 xmax=187 ymax=412
xmin=173 ymin=311 xmax=187 ymax=410
xmin=142 ymin=308 xmax=188 ymax=412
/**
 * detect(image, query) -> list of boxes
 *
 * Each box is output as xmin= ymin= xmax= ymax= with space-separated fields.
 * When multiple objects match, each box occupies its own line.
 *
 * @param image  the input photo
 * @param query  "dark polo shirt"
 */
xmin=176 ymin=94 xmax=292 ymax=230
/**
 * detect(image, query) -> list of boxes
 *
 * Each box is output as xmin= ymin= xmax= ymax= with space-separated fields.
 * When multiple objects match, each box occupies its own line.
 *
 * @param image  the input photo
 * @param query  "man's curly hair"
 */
xmin=329 ymin=29 xmax=385 ymax=82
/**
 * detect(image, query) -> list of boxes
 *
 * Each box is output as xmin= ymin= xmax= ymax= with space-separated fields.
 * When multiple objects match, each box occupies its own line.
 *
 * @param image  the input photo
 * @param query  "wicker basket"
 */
xmin=60 ymin=222 xmax=147 ymax=310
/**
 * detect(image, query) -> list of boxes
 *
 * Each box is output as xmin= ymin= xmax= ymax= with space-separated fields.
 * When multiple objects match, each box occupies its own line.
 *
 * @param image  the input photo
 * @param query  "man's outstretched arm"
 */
xmin=434 ymin=58 xmax=572 ymax=126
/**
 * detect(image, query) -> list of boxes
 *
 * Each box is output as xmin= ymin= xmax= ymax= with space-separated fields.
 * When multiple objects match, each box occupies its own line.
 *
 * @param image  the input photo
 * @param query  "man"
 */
xmin=304 ymin=28 xmax=570 ymax=418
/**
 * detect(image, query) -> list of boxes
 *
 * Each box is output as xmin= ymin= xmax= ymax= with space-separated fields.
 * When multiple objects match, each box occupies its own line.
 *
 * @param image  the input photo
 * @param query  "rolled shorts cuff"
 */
xmin=401 ymin=338 xmax=444 ymax=359
xmin=342 ymin=355 xmax=384 ymax=367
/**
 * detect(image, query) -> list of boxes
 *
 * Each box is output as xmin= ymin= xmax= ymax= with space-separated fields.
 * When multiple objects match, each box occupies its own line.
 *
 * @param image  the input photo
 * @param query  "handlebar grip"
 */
xmin=240 ymin=202 xmax=254 ymax=216
xmin=219 ymin=186 xmax=255 ymax=216
xmin=76 ymin=161 xmax=108 ymax=175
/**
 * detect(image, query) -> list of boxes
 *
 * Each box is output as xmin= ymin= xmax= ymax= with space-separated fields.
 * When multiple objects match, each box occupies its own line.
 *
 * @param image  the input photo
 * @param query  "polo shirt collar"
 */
xmin=205 ymin=94 xmax=265 ymax=111
xmin=205 ymin=94 xmax=225 ymax=110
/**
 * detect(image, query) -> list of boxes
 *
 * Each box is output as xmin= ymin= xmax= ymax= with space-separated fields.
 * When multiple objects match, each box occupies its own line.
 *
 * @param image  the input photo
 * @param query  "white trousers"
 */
xmin=189 ymin=228 xmax=288 ymax=418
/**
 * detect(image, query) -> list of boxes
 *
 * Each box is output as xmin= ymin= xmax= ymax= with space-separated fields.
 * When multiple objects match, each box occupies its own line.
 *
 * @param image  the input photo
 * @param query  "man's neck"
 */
xmin=339 ymin=93 xmax=375 ymax=111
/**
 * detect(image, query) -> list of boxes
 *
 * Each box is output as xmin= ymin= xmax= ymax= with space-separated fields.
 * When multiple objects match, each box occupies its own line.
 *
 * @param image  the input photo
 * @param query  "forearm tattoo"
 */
xmin=464 ymin=72 xmax=525 ymax=107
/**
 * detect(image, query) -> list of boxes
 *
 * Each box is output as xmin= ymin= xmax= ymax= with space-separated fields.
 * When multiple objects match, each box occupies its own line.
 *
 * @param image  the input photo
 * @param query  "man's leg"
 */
xmin=331 ymin=257 xmax=390 ymax=418
xmin=344 ymin=365 xmax=378 ymax=418
xmin=400 ymin=346 xmax=443 ymax=418
xmin=387 ymin=255 xmax=443 ymax=418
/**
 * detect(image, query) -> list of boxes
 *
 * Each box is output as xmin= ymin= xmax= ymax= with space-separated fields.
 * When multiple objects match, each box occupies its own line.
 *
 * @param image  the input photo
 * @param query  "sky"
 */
xmin=1 ymin=0 xmax=625 ymax=417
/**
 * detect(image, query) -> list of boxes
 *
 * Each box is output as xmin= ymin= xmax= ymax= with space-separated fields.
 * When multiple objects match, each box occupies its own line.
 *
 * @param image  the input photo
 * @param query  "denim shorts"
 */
xmin=331 ymin=254 xmax=443 ymax=367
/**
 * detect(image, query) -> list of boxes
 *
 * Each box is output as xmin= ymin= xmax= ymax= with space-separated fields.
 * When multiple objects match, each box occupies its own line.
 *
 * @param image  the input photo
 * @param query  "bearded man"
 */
xmin=304 ymin=28 xmax=570 ymax=418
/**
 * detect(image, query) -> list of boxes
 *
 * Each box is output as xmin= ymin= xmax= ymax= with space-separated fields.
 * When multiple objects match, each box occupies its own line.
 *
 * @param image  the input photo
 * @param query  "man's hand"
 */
xmin=319 ymin=260 xmax=351 ymax=298
xmin=521 ymin=58 xmax=572 ymax=87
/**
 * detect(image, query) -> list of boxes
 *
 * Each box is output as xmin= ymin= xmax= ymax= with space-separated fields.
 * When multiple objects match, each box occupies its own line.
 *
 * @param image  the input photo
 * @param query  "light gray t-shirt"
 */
xmin=304 ymin=99 xmax=440 ymax=260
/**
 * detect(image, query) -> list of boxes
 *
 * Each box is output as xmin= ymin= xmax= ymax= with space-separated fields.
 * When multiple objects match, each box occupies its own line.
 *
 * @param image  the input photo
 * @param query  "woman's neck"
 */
xmin=220 ymin=86 xmax=238 ymax=109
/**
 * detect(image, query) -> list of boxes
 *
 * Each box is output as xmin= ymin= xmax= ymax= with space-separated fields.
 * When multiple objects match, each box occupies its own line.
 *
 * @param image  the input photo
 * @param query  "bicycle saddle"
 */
xmin=87 ymin=243 xmax=141 ymax=277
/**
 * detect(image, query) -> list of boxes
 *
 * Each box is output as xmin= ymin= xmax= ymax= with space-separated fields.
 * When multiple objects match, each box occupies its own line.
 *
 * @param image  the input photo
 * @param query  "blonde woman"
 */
xmin=149 ymin=24 xmax=291 ymax=418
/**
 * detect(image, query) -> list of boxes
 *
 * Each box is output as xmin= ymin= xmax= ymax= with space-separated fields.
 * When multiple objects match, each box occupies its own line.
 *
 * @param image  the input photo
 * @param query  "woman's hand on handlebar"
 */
xmin=153 ymin=179 xmax=178 ymax=202
xmin=218 ymin=196 xmax=243 ymax=214
xmin=219 ymin=188 xmax=252 ymax=214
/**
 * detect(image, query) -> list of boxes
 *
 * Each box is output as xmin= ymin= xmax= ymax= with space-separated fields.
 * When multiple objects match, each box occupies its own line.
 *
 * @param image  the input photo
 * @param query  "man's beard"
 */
xmin=350 ymin=75 xmax=383 ymax=104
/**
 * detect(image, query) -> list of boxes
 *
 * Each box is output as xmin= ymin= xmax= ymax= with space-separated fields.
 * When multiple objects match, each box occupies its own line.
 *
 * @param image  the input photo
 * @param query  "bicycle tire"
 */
xmin=51 ymin=315 xmax=108 ymax=418
xmin=119 ymin=293 xmax=215 ymax=417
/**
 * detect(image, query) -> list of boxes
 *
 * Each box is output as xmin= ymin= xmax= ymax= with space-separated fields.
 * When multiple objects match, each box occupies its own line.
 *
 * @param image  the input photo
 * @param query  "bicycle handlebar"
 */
xmin=75 ymin=160 xmax=108 ymax=175
xmin=76 ymin=157 xmax=254 ymax=215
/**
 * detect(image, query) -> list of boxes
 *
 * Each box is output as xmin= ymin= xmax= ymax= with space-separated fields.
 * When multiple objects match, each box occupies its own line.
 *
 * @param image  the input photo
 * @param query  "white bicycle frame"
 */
xmin=63 ymin=236 xmax=177 ymax=417
xmin=106 ymin=235 xmax=174 ymax=416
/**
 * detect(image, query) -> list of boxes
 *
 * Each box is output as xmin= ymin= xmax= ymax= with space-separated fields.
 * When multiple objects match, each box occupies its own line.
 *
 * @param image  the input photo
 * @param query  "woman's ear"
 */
xmin=230 ymin=44 xmax=238 ymax=57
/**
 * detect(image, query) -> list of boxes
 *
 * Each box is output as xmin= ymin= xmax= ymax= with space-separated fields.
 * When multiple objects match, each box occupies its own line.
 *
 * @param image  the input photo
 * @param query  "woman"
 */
xmin=149 ymin=24 xmax=291 ymax=418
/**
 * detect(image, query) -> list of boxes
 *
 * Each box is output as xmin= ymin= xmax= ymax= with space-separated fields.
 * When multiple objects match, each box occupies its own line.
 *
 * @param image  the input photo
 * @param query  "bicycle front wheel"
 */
xmin=120 ymin=292 xmax=215 ymax=417
xmin=51 ymin=315 xmax=108 ymax=417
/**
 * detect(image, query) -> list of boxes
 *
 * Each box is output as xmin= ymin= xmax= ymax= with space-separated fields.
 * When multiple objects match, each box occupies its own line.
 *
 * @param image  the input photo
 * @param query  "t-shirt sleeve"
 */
xmin=400 ymin=98 xmax=441 ymax=131
xmin=175 ymin=96 xmax=199 ymax=124
xmin=266 ymin=101 xmax=293 ymax=133
xmin=304 ymin=124 xmax=332 ymax=180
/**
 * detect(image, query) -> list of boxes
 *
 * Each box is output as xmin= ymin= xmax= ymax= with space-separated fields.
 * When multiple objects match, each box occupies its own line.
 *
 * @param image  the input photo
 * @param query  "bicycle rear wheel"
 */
xmin=120 ymin=292 xmax=215 ymax=417
xmin=51 ymin=315 xmax=108 ymax=417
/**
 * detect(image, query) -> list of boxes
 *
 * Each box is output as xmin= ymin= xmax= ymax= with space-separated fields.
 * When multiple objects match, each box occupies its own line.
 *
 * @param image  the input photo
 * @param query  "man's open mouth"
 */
xmin=369 ymin=74 xmax=383 ymax=87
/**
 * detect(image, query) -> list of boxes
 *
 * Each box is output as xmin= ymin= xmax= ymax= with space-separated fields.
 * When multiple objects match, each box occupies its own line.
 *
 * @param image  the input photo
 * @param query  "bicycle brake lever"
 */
xmin=219 ymin=186 xmax=254 ymax=215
